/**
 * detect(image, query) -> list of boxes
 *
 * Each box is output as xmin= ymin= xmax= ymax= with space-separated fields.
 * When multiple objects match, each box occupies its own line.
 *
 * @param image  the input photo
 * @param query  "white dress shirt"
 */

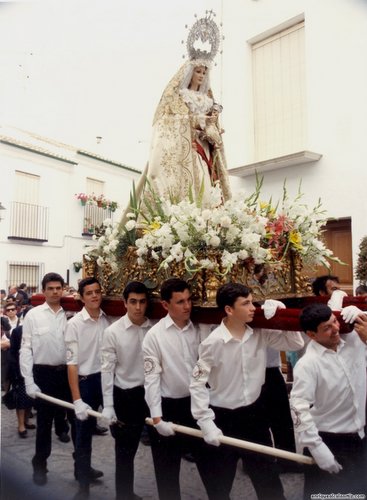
xmin=101 ymin=314 xmax=154 ymax=402
xmin=290 ymin=331 xmax=366 ymax=452
xmin=65 ymin=307 xmax=110 ymax=376
xmin=190 ymin=321 xmax=304 ymax=426
xmin=143 ymin=314 xmax=202 ymax=418
xmin=20 ymin=302 xmax=67 ymax=384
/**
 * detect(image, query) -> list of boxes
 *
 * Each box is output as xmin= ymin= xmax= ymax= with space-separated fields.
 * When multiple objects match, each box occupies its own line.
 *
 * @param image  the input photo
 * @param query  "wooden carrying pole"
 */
xmin=35 ymin=392 xmax=313 ymax=465
xmin=35 ymin=391 xmax=103 ymax=420
xmin=146 ymin=418 xmax=314 ymax=465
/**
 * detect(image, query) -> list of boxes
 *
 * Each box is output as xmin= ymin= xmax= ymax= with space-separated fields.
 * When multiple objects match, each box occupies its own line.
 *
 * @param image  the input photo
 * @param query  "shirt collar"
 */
xmin=42 ymin=301 xmax=64 ymax=315
xmin=309 ymin=337 xmax=346 ymax=355
xmin=81 ymin=306 xmax=105 ymax=321
xmin=164 ymin=314 xmax=194 ymax=332
xmin=122 ymin=314 xmax=152 ymax=330
xmin=220 ymin=321 xmax=253 ymax=343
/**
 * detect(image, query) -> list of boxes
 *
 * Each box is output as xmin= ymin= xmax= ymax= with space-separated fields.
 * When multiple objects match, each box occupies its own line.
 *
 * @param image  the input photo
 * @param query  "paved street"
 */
xmin=1 ymin=400 xmax=304 ymax=500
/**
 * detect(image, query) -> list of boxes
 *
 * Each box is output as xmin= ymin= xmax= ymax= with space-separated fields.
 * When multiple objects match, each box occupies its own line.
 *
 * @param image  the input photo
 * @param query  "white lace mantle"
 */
xmin=179 ymin=88 xmax=213 ymax=115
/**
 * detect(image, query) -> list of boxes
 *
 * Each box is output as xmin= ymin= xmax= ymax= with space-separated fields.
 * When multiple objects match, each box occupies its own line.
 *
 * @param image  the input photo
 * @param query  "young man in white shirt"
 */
xmin=290 ymin=303 xmax=367 ymax=497
xmin=190 ymin=282 xmax=304 ymax=500
xmin=142 ymin=278 xmax=210 ymax=500
xmin=101 ymin=281 xmax=155 ymax=500
xmin=65 ymin=277 xmax=110 ymax=499
xmin=20 ymin=272 xmax=72 ymax=486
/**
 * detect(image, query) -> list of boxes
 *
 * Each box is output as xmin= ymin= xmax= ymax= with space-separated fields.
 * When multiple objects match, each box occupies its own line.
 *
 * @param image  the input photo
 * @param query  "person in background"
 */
xmin=65 ymin=277 xmax=109 ymax=499
xmin=101 ymin=281 xmax=155 ymax=500
xmin=6 ymin=285 xmax=18 ymax=302
xmin=1 ymin=316 xmax=12 ymax=392
xmin=290 ymin=303 xmax=367 ymax=497
xmin=9 ymin=305 xmax=35 ymax=438
xmin=312 ymin=275 xmax=348 ymax=311
xmin=20 ymin=272 xmax=73 ymax=487
xmin=1 ymin=289 xmax=7 ymax=309
xmin=355 ymin=284 xmax=367 ymax=297
xmin=17 ymin=283 xmax=30 ymax=305
xmin=4 ymin=303 xmax=21 ymax=332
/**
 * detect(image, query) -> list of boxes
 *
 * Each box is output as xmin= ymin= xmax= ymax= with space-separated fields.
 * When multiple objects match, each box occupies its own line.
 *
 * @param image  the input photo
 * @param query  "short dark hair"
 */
xmin=355 ymin=284 xmax=367 ymax=296
xmin=123 ymin=281 xmax=149 ymax=301
xmin=216 ymin=283 xmax=252 ymax=311
xmin=78 ymin=277 xmax=101 ymax=297
xmin=19 ymin=283 xmax=27 ymax=289
xmin=160 ymin=278 xmax=190 ymax=302
xmin=1 ymin=289 xmax=6 ymax=295
xmin=299 ymin=303 xmax=332 ymax=333
xmin=42 ymin=273 xmax=64 ymax=291
xmin=312 ymin=275 xmax=339 ymax=296
xmin=5 ymin=304 xmax=17 ymax=311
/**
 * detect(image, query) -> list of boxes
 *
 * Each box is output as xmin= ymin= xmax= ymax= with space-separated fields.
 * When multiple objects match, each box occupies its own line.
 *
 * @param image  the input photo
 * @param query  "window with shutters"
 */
xmin=7 ymin=261 xmax=44 ymax=294
xmin=252 ymin=22 xmax=306 ymax=161
xmin=9 ymin=171 xmax=49 ymax=241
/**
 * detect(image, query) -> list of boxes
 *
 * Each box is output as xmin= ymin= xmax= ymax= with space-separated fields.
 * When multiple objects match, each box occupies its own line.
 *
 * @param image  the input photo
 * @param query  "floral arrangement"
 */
xmin=75 ymin=193 xmax=118 ymax=212
xmin=86 ymin=178 xmax=341 ymax=276
xmin=355 ymin=236 xmax=367 ymax=284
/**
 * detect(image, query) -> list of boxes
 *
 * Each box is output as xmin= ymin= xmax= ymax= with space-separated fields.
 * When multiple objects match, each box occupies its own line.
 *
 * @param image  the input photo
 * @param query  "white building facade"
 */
xmin=223 ymin=0 xmax=367 ymax=292
xmin=0 ymin=127 xmax=140 ymax=293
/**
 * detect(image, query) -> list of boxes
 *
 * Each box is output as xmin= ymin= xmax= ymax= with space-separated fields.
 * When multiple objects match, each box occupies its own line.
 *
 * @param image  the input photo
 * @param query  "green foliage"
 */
xmin=355 ymin=236 xmax=367 ymax=284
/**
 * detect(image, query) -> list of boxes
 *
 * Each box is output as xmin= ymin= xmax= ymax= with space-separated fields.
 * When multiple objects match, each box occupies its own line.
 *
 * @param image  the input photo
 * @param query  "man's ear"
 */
xmin=224 ymin=304 xmax=233 ymax=317
xmin=161 ymin=300 xmax=169 ymax=312
xmin=306 ymin=330 xmax=316 ymax=340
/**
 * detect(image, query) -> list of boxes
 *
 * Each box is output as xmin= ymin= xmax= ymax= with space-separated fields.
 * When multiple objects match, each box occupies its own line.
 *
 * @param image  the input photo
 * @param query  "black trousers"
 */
xmin=111 ymin=385 xmax=153 ymax=500
xmin=32 ymin=364 xmax=73 ymax=470
xmin=199 ymin=398 xmax=286 ymax=500
xmin=304 ymin=432 xmax=367 ymax=499
xmin=149 ymin=396 xmax=209 ymax=500
xmin=74 ymin=372 xmax=103 ymax=486
xmin=261 ymin=367 xmax=296 ymax=452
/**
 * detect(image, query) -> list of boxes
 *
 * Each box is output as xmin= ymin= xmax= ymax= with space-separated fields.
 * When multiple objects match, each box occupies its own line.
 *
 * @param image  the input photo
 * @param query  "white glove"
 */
xmin=199 ymin=420 xmax=223 ymax=447
xmin=101 ymin=406 xmax=117 ymax=425
xmin=328 ymin=290 xmax=348 ymax=311
xmin=262 ymin=299 xmax=286 ymax=320
xmin=310 ymin=442 xmax=343 ymax=474
xmin=74 ymin=399 xmax=91 ymax=421
xmin=25 ymin=382 xmax=41 ymax=399
xmin=341 ymin=305 xmax=363 ymax=324
xmin=154 ymin=420 xmax=176 ymax=436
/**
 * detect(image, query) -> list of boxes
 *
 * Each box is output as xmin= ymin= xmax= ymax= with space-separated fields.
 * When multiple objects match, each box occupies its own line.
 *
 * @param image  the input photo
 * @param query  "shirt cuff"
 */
xmin=149 ymin=404 xmax=162 ymax=419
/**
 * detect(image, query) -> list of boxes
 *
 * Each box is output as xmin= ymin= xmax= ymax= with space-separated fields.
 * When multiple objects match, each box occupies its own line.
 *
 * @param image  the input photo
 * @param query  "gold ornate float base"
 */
xmin=83 ymin=248 xmax=312 ymax=305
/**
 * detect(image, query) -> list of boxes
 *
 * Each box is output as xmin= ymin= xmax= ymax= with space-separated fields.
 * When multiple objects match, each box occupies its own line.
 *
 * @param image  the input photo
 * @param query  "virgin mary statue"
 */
xmin=121 ymin=12 xmax=231 ymax=224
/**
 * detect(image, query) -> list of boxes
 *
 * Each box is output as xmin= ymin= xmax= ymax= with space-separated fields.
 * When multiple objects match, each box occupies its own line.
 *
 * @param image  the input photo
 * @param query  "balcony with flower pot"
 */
xmin=75 ymin=193 xmax=118 ymax=236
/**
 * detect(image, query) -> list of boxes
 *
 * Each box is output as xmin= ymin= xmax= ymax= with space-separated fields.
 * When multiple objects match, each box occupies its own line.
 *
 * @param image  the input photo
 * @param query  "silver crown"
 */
xmin=182 ymin=10 xmax=223 ymax=64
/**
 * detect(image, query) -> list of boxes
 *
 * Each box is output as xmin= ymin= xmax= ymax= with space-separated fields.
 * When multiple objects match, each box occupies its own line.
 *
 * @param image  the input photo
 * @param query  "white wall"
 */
xmin=222 ymin=0 xmax=367 ymax=284
xmin=0 ymin=130 xmax=140 ymax=291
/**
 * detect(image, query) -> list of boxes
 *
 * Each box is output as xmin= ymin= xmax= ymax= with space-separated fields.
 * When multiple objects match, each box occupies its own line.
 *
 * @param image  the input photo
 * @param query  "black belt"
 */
xmin=34 ymin=364 xmax=66 ymax=371
xmin=78 ymin=372 xmax=101 ymax=381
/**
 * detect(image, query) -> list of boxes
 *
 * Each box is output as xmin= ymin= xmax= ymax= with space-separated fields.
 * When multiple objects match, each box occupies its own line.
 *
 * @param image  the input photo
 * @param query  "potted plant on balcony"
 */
xmin=75 ymin=193 xmax=89 ymax=206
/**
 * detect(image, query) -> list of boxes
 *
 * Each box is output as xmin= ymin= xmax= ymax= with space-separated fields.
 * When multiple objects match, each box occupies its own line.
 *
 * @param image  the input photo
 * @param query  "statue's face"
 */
xmin=190 ymin=66 xmax=207 ymax=90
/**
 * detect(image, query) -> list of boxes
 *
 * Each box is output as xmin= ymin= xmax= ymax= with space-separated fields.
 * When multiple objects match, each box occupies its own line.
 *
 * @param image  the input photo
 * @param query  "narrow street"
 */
xmin=1 ymin=400 xmax=303 ymax=500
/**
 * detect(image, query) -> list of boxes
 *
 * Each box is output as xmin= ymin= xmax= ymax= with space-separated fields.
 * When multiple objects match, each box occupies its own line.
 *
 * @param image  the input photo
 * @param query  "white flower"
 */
xmin=208 ymin=235 xmax=221 ymax=248
xmin=125 ymin=219 xmax=136 ymax=231
xmin=220 ymin=216 xmax=232 ymax=228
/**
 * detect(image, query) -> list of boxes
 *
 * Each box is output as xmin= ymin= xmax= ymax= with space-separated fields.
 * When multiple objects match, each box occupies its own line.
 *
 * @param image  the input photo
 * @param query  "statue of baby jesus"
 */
xmin=201 ymin=102 xmax=225 ymax=149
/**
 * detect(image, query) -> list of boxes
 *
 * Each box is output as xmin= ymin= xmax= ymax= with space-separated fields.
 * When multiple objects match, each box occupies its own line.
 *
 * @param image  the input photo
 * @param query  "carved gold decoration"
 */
xmin=85 ymin=248 xmax=312 ymax=304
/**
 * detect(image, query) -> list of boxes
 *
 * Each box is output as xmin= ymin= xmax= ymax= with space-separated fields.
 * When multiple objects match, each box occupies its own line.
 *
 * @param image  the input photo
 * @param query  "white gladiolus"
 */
xmin=125 ymin=219 xmax=136 ymax=231
xmin=87 ymin=183 xmax=335 ymax=280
